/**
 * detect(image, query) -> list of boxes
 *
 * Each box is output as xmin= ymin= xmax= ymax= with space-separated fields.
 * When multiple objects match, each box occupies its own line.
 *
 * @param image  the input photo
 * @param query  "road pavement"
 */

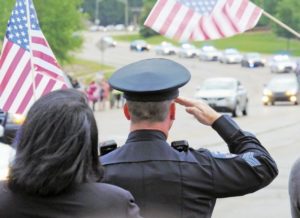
xmin=70 ymin=31 xmax=300 ymax=217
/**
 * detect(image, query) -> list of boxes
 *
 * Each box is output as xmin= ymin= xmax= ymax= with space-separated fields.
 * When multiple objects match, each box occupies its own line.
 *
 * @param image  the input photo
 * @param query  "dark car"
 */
xmin=241 ymin=53 xmax=266 ymax=68
xmin=0 ymin=110 xmax=24 ymax=144
xmin=262 ymin=74 xmax=300 ymax=105
xmin=130 ymin=40 xmax=150 ymax=52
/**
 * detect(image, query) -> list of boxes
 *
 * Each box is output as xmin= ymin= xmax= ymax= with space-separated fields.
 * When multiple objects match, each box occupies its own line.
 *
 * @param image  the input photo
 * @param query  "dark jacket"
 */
xmin=289 ymin=158 xmax=300 ymax=218
xmin=101 ymin=115 xmax=278 ymax=218
xmin=0 ymin=181 xmax=141 ymax=218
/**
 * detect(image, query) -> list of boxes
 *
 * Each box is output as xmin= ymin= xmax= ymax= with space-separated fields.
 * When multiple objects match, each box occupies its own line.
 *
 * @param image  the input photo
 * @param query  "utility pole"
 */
xmin=95 ymin=0 xmax=100 ymax=25
xmin=124 ymin=0 xmax=128 ymax=26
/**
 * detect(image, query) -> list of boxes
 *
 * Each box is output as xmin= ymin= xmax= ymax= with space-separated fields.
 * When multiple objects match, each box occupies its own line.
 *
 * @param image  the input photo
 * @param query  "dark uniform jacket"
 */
xmin=289 ymin=157 xmax=300 ymax=218
xmin=101 ymin=115 xmax=278 ymax=218
xmin=0 ymin=181 xmax=141 ymax=218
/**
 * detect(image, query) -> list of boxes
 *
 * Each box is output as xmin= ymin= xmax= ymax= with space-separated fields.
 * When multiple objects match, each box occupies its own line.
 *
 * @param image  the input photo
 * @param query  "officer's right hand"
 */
xmin=175 ymin=97 xmax=221 ymax=126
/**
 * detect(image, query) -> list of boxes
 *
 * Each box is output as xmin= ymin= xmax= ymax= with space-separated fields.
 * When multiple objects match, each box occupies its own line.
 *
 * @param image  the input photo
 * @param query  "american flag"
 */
xmin=0 ymin=0 xmax=70 ymax=115
xmin=144 ymin=0 xmax=262 ymax=42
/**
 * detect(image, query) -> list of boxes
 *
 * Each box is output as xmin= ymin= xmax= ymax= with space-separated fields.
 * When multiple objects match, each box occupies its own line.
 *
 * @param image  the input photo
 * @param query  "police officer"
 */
xmin=100 ymin=58 xmax=278 ymax=218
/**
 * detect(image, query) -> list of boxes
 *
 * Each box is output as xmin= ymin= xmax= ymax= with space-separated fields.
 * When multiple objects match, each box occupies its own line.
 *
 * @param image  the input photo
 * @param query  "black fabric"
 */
xmin=0 ymin=182 xmax=141 ymax=218
xmin=101 ymin=115 xmax=278 ymax=218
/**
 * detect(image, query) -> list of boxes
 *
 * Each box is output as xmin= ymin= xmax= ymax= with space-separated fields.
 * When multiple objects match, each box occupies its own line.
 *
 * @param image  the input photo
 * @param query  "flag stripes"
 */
xmin=144 ymin=0 xmax=262 ymax=42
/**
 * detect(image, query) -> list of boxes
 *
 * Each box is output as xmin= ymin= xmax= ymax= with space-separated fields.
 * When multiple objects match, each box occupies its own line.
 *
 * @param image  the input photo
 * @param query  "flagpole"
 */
xmin=26 ymin=0 xmax=37 ymax=101
xmin=262 ymin=10 xmax=300 ymax=39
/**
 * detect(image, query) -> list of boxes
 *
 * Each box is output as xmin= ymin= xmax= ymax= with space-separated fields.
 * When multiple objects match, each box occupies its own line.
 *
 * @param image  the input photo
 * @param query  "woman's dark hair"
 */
xmin=8 ymin=89 xmax=103 ymax=196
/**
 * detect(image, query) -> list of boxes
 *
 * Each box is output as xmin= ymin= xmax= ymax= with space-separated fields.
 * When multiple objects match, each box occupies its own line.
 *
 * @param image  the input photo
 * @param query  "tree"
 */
xmin=139 ymin=0 xmax=158 ymax=38
xmin=252 ymin=0 xmax=279 ymax=27
xmin=273 ymin=0 xmax=300 ymax=39
xmin=0 ymin=0 xmax=84 ymax=64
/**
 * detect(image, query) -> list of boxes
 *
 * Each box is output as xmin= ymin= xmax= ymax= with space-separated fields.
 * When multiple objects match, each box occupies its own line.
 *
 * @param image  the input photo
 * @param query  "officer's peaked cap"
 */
xmin=108 ymin=58 xmax=191 ymax=101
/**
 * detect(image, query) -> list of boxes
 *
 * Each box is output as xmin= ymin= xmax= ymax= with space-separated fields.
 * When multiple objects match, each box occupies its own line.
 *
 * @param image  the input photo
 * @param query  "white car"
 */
xmin=195 ymin=77 xmax=248 ymax=117
xmin=177 ymin=43 xmax=199 ymax=58
xmin=199 ymin=45 xmax=221 ymax=61
xmin=154 ymin=42 xmax=177 ymax=55
xmin=219 ymin=48 xmax=243 ymax=64
xmin=269 ymin=54 xmax=297 ymax=73
xmin=99 ymin=36 xmax=117 ymax=48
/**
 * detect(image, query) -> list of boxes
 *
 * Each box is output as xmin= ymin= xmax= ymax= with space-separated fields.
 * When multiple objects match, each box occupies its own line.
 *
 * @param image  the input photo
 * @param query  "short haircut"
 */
xmin=126 ymin=100 xmax=172 ymax=123
xmin=8 ymin=89 xmax=103 ymax=196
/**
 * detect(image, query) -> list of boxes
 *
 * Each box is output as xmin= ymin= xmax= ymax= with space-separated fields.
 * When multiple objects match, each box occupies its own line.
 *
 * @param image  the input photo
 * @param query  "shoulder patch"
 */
xmin=210 ymin=151 xmax=237 ymax=159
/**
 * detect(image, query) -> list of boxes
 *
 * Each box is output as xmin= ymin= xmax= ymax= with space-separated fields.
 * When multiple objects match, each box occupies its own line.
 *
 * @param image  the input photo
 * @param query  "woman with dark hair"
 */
xmin=0 ymin=89 xmax=141 ymax=218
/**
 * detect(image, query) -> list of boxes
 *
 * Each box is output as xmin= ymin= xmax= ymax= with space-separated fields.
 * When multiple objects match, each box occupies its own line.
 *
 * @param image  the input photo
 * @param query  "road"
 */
xmin=77 ymin=31 xmax=299 ymax=218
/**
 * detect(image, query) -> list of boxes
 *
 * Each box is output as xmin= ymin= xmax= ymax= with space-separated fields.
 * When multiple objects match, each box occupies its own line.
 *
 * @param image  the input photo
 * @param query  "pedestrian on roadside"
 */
xmin=86 ymin=81 xmax=100 ymax=111
xmin=100 ymin=58 xmax=278 ymax=218
xmin=0 ymin=89 xmax=141 ymax=218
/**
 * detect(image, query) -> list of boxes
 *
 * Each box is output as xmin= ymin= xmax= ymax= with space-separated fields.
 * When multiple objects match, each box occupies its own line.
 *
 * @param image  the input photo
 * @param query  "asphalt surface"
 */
xmin=76 ymin=31 xmax=300 ymax=218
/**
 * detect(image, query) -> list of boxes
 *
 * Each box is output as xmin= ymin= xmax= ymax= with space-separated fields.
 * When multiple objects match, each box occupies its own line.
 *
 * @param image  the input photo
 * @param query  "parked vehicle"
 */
xmin=199 ymin=45 xmax=221 ymax=61
xmin=154 ymin=41 xmax=177 ymax=55
xmin=269 ymin=54 xmax=297 ymax=73
xmin=241 ymin=53 xmax=266 ymax=68
xmin=195 ymin=77 xmax=248 ymax=117
xmin=130 ymin=40 xmax=150 ymax=52
xmin=262 ymin=74 xmax=300 ymax=105
xmin=177 ymin=43 xmax=199 ymax=58
xmin=0 ymin=110 xmax=25 ymax=144
xmin=219 ymin=48 xmax=243 ymax=64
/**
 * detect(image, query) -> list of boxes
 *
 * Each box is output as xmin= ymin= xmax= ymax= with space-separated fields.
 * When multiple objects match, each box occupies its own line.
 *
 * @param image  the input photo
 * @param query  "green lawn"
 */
xmin=114 ymin=31 xmax=300 ymax=56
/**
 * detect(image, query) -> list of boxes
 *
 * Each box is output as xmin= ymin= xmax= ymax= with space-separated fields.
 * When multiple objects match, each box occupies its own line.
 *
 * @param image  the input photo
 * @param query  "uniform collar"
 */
xmin=126 ymin=130 xmax=167 ymax=143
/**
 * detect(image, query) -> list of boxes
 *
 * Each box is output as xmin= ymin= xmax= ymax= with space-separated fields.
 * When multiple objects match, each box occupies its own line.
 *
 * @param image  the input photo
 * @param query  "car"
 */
xmin=262 ymin=74 xmax=300 ymax=105
xmin=241 ymin=53 xmax=266 ymax=68
xmin=195 ymin=77 xmax=248 ymax=117
xmin=154 ymin=41 xmax=177 ymax=55
xmin=269 ymin=54 xmax=297 ymax=73
xmin=177 ymin=43 xmax=199 ymax=58
xmin=0 ymin=110 xmax=25 ymax=144
xmin=99 ymin=36 xmax=117 ymax=48
xmin=130 ymin=40 xmax=150 ymax=52
xmin=219 ymin=48 xmax=243 ymax=64
xmin=198 ymin=45 xmax=221 ymax=61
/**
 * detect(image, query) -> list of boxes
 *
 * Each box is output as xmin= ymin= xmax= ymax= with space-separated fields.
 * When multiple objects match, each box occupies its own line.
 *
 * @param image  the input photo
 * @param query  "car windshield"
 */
xmin=182 ymin=44 xmax=195 ymax=49
xmin=272 ymin=55 xmax=290 ymax=62
xmin=201 ymin=80 xmax=236 ymax=90
xmin=268 ymin=78 xmax=298 ymax=90
xmin=247 ymin=53 xmax=260 ymax=58
xmin=202 ymin=46 xmax=216 ymax=52
xmin=224 ymin=49 xmax=239 ymax=55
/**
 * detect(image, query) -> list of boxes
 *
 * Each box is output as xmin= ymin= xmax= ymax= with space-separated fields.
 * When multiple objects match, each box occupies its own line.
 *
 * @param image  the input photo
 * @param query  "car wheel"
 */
xmin=242 ymin=101 xmax=248 ymax=116
xmin=232 ymin=102 xmax=241 ymax=117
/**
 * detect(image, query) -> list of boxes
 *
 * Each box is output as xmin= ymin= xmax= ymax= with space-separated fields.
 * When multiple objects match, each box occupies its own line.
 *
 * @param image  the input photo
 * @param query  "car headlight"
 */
xmin=7 ymin=113 xmax=25 ymax=125
xmin=263 ymin=89 xmax=273 ymax=96
xmin=286 ymin=90 xmax=297 ymax=96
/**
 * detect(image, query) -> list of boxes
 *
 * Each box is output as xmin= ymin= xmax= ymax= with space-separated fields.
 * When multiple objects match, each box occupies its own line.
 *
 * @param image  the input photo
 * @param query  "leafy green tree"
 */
xmin=139 ymin=0 xmax=158 ymax=38
xmin=273 ymin=0 xmax=300 ymax=39
xmin=98 ymin=0 xmax=125 ymax=25
xmin=252 ymin=0 xmax=278 ymax=27
xmin=0 ymin=0 xmax=84 ymax=64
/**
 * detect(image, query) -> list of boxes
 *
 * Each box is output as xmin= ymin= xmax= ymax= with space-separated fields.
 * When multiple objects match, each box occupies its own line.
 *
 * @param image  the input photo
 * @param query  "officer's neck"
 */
xmin=130 ymin=121 xmax=170 ymax=138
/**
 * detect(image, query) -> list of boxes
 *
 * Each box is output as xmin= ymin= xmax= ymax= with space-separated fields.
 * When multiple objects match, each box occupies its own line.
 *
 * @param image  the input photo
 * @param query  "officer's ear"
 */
xmin=170 ymin=101 xmax=176 ymax=120
xmin=123 ymin=103 xmax=131 ymax=120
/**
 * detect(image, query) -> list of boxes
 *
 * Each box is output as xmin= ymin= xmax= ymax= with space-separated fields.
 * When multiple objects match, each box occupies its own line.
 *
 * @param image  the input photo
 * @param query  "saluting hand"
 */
xmin=175 ymin=97 xmax=221 ymax=126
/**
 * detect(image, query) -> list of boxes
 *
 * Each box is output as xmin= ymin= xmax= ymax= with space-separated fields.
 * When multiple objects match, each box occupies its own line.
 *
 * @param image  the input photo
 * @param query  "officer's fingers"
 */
xmin=175 ymin=97 xmax=197 ymax=107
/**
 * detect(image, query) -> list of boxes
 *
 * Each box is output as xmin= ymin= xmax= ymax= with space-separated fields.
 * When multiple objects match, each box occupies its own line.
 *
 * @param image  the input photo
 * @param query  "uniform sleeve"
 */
xmin=209 ymin=115 xmax=278 ymax=197
xmin=289 ymin=158 xmax=300 ymax=218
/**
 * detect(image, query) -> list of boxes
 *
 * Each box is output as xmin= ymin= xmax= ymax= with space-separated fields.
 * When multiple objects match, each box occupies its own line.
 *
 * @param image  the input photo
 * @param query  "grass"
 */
xmin=62 ymin=57 xmax=115 ymax=85
xmin=114 ymin=31 xmax=300 ymax=56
